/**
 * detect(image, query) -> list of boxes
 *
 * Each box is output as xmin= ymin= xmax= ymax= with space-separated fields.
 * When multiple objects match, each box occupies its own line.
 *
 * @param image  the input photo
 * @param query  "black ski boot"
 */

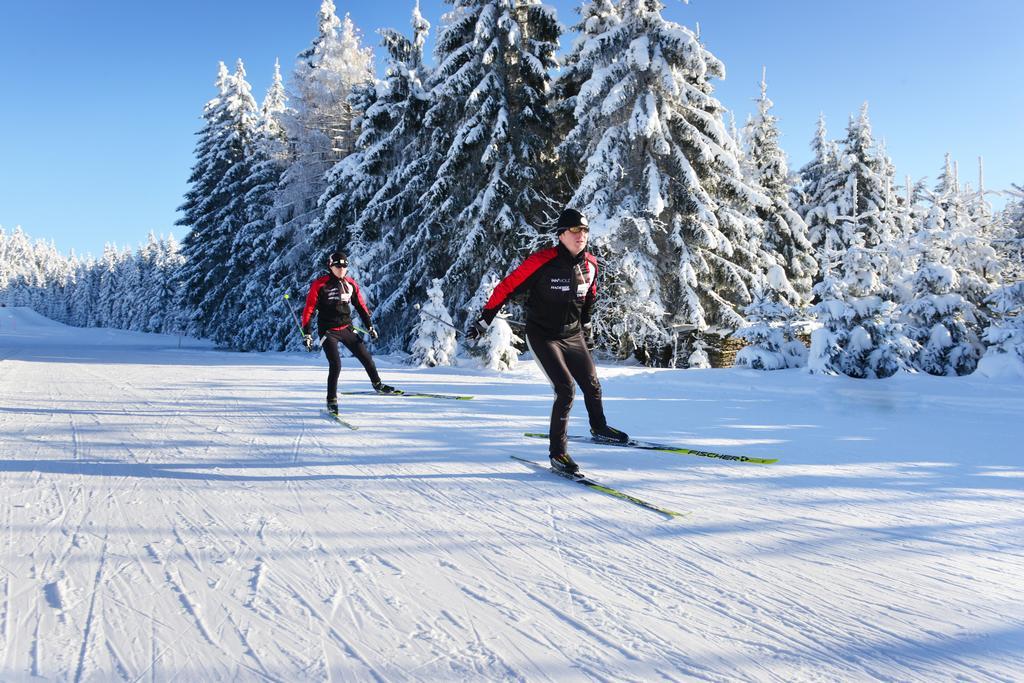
xmin=591 ymin=424 xmax=629 ymax=444
xmin=326 ymin=398 xmax=339 ymax=415
xmin=549 ymin=453 xmax=580 ymax=476
xmin=373 ymin=382 xmax=400 ymax=395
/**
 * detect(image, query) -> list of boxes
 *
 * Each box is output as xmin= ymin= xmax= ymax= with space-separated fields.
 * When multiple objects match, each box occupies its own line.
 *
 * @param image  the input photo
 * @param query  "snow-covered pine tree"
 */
xmin=25 ymin=240 xmax=48 ymax=316
xmin=797 ymin=114 xmax=848 ymax=262
xmin=900 ymin=198 xmax=985 ymax=376
xmin=933 ymin=152 xmax=956 ymax=195
xmin=229 ymin=60 xmax=292 ymax=351
xmin=1003 ymin=184 xmax=1024 ymax=240
xmin=265 ymin=4 xmax=374 ymax=308
xmin=92 ymin=245 xmax=120 ymax=327
xmin=967 ymin=157 xmax=993 ymax=232
xmin=114 ymin=246 xmax=141 ymax=330
xmin=743 ymin=69 xmax=816 ymax=300
xmin=734 ymin=264 xmax=807 ymax=370
xmin=563 ymin=0 xmax=772 ymax=365
xmin=808 ymin=211 xmax=915 ymax=379
xmin=175 ymin=63 xmax=230 ymax=331
xmin=408 ymin=0 xmax=560 ymax=334
xmin=802 ymin=104 xmax=910 ymax=306
xmin=996 ymin=183 xmax=1024 ymax=280
xmin=1 ymin=227 xmax=37 ymax=307
xmin=890 ymin=174 xmax=927 ymax=304
xmin=0 ymin=227 xmax=8 ymax=300
xmin=136 ymin=233 xmax=161 ymax=332
xmin=979 ymin=282 xmax=1024 ymax=376
xmin=807 ymin=245 xmax=851 ymax=375
xmin=176 ymin=61 xmax=259 ymax=343
xmin=839 ymin=239 xmax=914 ymax=378
xmin=33 ymin=240 xmax=67 ymax=322
xmin=316 ymin=4 xmax=431 ymax=252
xmin=936 ymin=159 xmax=1000 ymax=301
xmin=836 ymin=105 xmax=900 ymax=251
xmin=68 ymin=255 xmax=98 ymax=327
xmin=157 ymin=235 xmax=186 ymax=335
xmin=551 ymin=0 xmax=620 ymax=194
xmin=51 ymin=250 xmax=78 ymax=323
xmin=409 ymin=278 xmax=458 ymax=367
xmin=312 ymin=4 xmax=434 ymax=348
xmin=134 ymin=233 xmax=185 ymax=335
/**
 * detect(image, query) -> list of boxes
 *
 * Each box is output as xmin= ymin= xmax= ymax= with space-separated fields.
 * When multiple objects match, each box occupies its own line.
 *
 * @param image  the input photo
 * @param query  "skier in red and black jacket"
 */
xmin=301 ymin=251 xmax=397 ymax=415
xmin=467 ymin=209 xmax=629 ymax=475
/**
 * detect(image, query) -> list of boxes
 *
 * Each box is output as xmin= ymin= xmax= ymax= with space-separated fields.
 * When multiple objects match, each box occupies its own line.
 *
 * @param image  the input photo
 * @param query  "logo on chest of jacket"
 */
xmin=549 ymin=277 xmax=571 ymax=292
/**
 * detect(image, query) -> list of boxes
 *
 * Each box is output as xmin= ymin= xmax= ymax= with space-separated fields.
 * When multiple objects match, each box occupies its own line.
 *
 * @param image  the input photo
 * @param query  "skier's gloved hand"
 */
xmin=583 ymin=322 xmax=595 ymax=349
xmin=303 ymin=334 xmax=314 ymax=352
xmin=368 ymin=325 xmax=379 ymax=341
xmin=465 ymin=318 xmax=488 ymax=341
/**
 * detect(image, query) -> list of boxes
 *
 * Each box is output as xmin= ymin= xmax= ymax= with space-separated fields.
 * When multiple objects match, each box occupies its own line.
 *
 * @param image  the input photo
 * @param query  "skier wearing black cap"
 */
xmin=301 ymin=252 xmax=397 ymax=415
xmin=467 ymin=209 xmax=628 ymax=475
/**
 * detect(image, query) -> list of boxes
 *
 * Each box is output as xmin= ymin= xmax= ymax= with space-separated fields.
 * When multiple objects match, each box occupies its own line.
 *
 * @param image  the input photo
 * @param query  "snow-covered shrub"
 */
xmin=978 ymin=282 xmax=1024 ymax=377
xmin=466 ymin=273 xmax=521 ymax=372
xmin=409 ymin=279 xmax=457 ymax=367
xmin=687 ymin=339 xmax=711 ymax=369
xmin=808 ymin=247 xmax=914 ymax=378
xmin=734 ymin=266 xmax=807 ymax=370
xmin=477 ymin=318 xmax=521 ymax=372
xmin=902 ymin=263 xmax=983 ymax=376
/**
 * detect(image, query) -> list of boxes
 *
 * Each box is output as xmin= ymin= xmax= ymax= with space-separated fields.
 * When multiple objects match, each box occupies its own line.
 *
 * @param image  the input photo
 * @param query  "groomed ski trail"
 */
xmin=1 ymin=307 xmax=1021 ymax=681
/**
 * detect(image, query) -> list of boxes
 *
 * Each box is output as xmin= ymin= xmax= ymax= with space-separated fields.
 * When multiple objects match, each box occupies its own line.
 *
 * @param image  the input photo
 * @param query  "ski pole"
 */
xmin=413 ymin=304 xmax=525 ymax=335
xmin=282 ymin=294 xmax=325 ymax=349
xmin=282 ymin=293 xmax=304 ymax=336
xmin=413 ymin=303 xmax=463 ymax=336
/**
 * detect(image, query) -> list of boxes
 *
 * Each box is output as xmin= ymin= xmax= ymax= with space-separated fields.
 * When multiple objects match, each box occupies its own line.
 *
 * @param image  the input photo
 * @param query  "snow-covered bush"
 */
xmin=978 ymin=282 xmax=1024 ymax=377
xmin=902 ymin=272 xmax=982 ymax=376
xmin=477 ymin=318 xmax=521 ymax=372
xmin=409 ymin=279 xmax=457 ymax=367
xmin=465 ymin=273 xmax=521 ymax=372
xmin=809 ymin=246 xmax=914 ymax=378
xmin=734 ymin=266 xmax=807 ymax=370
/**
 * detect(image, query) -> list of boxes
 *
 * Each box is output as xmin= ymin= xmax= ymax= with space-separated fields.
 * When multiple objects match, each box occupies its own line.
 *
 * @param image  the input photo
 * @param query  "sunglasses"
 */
xmin=330 ymin=260 xmax=348 ymax=268
xmin=566 ymin=226 xmax=589 ymax=234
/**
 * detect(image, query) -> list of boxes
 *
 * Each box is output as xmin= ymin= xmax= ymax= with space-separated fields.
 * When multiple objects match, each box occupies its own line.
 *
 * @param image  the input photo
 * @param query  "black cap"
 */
xmin=327 ymin=251 xmax=348 ymax=267
xmin=555 ymin=208 xmax=588 ymax=234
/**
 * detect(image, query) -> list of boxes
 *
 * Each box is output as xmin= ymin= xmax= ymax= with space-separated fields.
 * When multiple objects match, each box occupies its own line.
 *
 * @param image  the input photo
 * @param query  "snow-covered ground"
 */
xmin=1 ymin=306 xmax=1021 ymax=681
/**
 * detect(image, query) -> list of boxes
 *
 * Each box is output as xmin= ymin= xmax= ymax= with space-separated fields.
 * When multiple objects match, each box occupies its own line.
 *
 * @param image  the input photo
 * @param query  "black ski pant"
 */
xmin=527 ymin=329 xmax=607 ymax=457
xmin=321 ymin=327 xmax=381 ymax=400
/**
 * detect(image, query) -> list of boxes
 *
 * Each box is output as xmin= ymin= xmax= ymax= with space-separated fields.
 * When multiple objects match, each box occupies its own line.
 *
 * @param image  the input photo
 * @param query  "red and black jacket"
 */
xmin=482 ymin=243 xmax=598 ymax=340
xmin=301 ymin=274 xmax=372 ymax=335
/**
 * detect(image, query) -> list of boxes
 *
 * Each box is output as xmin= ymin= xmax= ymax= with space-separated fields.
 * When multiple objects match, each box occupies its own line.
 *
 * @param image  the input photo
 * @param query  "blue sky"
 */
xmin=1 ymin=0 xmax=1021 ymax=258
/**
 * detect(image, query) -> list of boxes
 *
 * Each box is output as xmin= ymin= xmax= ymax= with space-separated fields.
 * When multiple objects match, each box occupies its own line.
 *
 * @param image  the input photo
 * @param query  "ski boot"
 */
xmin=373 ymin=381 xmax=400 ymax=395
xmin=549 ymin=453 xmax=580 ymax=476
xmin=326 ymin=398 xmax=339 ymax=415
xmin=590 ymin=424 xmax=629 ymax=444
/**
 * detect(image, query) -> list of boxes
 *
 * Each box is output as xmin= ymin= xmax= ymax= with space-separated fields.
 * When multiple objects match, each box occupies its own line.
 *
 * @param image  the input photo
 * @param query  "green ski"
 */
xmin=524 ymin=433 xmax=778 ymax=464
xmin=322 ymin=410 xmax=358 ymax=430
xmin=510 ymin=456 xmax=685 ymax=519
xmin=337 ymin=390 xmax=473 ymax=401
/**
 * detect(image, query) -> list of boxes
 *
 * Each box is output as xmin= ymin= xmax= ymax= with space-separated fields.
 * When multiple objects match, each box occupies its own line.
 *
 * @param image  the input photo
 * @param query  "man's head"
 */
xmin=327 ymin=252 xmax=348 ymax=274
xmin=556 ymin=209 xmax=590 ymax=254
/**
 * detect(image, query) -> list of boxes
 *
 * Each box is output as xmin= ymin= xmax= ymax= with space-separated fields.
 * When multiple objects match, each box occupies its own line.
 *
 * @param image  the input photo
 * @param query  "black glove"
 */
xmin=303 ymin=334 xmax=314 ymax=352
xmin=368 ymin=325 xmax=379 ymax=341
xmin=465 ymin=318 xmax=488 ymax=341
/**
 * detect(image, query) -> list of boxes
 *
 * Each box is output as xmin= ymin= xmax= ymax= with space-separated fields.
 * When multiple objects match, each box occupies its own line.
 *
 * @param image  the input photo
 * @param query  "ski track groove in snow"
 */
xmin=72 ymin=533 xmax=108 ymax=683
